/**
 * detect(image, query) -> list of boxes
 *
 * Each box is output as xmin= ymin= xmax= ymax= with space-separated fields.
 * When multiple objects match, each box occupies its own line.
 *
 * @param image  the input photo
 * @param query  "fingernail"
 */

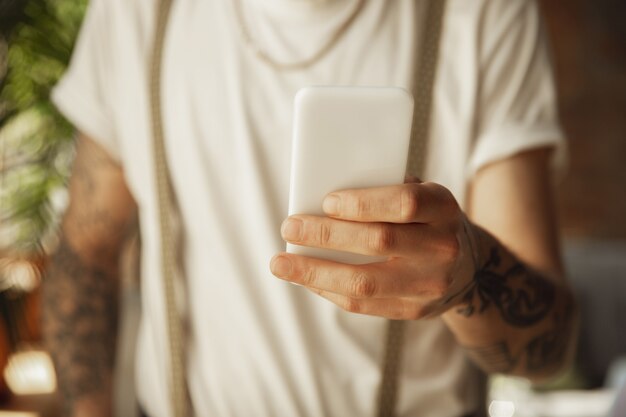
xmin=271 ymin=256 xmax=292 ymax=278
xmin=281 ymin=218 xmax=303 ymax=241
xmin=323 ymin=195 xmax=340 ymax=215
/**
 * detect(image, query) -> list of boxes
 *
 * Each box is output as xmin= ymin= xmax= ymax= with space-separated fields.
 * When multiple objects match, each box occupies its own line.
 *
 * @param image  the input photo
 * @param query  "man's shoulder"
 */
xmin=90 ymin=0 xmax=159 ymax=48
xmin=84 ymin=0 xmax=169 ymax=78
xmin=442 ymin=0 xmax=541 ymax=56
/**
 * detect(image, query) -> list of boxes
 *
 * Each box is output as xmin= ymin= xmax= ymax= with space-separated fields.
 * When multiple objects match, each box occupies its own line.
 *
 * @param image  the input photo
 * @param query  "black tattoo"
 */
xmin=525 ymin=298 xmax=574 ymax=372
xmin=456 ymin=248 xmax=555 ymax=327
xmin=463 ymin=297 xmax=574 ymax=374
xmin=43 ymin=239 xmax=119 ymax=416
xmin=41 ymin=137 xmax=135 ymax=415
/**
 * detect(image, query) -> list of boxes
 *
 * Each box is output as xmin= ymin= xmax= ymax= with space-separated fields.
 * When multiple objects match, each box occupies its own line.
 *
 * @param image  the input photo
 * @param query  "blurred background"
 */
xmin=0 ymin=0 xmax=624 ymax=416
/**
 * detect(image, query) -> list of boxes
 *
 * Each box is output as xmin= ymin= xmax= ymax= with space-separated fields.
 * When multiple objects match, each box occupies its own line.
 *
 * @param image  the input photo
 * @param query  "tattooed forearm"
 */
xmin=525 ymin=297 xmax=573 ymax=372
xmin=456 ymin=247 xmax=556 ymax=327
xmin=463 ymin=296 xmax=574 ymax=375
xmin=42 ymin=136 xmax=136 ymax=416
xmin=43 ymin=238 xmax=119 ymax=416
xmin=442 ymin=223 xmax=577 ymax=379
xmin=463 ymin=341 xmax=517 ymax=373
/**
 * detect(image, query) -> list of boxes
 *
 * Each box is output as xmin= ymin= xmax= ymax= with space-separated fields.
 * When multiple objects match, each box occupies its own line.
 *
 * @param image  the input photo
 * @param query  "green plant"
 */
xmin=1 ymin=0 xmax=87 ymax=254
xmin=0 ymin=0 xmax=86 ymax=354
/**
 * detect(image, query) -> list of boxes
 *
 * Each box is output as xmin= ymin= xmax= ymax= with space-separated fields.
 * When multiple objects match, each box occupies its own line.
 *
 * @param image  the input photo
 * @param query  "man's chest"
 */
xmin=113 ymin=0 xmax=418 ymax=208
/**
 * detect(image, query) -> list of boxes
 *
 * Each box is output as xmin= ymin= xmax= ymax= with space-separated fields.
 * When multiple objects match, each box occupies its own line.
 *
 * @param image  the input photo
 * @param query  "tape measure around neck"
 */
xmin=150 ymin=0 xmax=188 ymax=416
xmin=376 ymin=1 xmax=447 ymax=416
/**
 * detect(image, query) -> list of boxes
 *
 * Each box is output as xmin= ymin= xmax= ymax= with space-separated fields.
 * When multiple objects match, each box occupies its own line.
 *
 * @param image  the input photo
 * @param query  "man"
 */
xmin=44 ymin=0 xmax=576 ymax=416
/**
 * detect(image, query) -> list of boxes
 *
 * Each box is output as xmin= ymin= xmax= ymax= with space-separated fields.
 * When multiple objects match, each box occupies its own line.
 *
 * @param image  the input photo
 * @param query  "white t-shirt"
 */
xmin=52 ymin=0 xmax=565 ymax=416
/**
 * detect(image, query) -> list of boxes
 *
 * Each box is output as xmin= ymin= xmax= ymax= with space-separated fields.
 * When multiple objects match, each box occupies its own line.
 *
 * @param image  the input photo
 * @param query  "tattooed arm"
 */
xmin=272 ymin=147 xmax=576 ymax=382
xmin=43 ymin=134 xmax=137 ymax=417
xmin=442 ymin=148 xmax=577 ymax=381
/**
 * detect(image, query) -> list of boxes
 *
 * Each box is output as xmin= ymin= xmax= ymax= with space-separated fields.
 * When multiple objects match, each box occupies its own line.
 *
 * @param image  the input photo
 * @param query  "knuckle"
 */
xmin=440 ymin=233 xmax=461 ymax=263
xmin=404 ymin=304 xmax=426 ymax=320
xmin=342 ymin=297 xmax=362 ymax=314
xmin=300 ymin=265 xmax=317 ymax=287
xmin=356 ymin=197 xmax=371 ymax=218
xmin=447 ymin=236 xmax=461 ymax=261
xmin=433 ymin=273 xmax=453 ymax=298
xmin=318 ymin=222 xmax=332 ymax=246
xmin=400 ymin=186 xmax=419 ymax=222
xmin=368 ymin=225 xmax=395 ymax=254
xmin=440 ymin=188 xmax=461 ymax=216
xmin=350 ymin=270 xmax=377 ymax=298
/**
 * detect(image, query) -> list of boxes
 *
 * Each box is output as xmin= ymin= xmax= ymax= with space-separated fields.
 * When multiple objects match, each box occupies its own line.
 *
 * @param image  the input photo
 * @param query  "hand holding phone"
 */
xmin=287 ymin=86 xmax=414 ymax=264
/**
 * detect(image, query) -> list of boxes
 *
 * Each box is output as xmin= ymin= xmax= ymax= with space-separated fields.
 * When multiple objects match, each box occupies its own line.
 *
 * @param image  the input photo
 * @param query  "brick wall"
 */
xmin=540 ymin=0 xmax=626 ymax=238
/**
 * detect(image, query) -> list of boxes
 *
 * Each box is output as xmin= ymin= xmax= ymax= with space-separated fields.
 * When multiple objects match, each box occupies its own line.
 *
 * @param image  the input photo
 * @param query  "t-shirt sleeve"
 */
xmin=468 ymin=0 xmax=566 ymax=178
xmin=51 ymin=0 xmax=120 ymax=161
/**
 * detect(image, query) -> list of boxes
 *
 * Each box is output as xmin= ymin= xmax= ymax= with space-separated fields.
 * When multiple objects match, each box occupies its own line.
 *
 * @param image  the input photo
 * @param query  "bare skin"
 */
xmin=43 ymin=135 xmax=137 ymax=417
xmin=271 ymin=148 xmax=576 ymax=381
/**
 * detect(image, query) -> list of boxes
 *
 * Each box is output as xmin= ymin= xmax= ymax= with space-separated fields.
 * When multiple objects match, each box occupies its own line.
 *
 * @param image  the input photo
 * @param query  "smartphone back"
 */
xmin=287 ymin=86 xmax=414 ymax=264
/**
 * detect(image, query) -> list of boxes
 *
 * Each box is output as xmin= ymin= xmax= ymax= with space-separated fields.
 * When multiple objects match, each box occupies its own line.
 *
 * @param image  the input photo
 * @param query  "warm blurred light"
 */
xmin=0 ymin=412 xmax=38 ymax=417
xmin=489 ymin=400 xmax=515 ymax=417
xmin=3 ymin=350 xmax=56 ymax=395
xmin=0 ymin=258 xmax=41 ymax=292
xmin=48 ymin=187 xmax=69 ymax=217
xmin=532 ymin=390 xmax=615 ymax=417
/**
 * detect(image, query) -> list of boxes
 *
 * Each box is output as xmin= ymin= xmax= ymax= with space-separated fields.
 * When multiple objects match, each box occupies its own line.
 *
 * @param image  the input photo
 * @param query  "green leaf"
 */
xmin=1 ymin=0 xmax=87 ymax=254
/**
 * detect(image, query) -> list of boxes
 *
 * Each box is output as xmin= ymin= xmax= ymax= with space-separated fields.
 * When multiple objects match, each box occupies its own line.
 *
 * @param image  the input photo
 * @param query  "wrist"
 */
xmin=440 ymin=216 xmax=484 ymax=311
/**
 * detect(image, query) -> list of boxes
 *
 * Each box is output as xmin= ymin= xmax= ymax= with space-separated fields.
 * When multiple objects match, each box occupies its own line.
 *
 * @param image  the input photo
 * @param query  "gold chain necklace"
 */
xmin=233 ymin=0 xmax=366 ymax=71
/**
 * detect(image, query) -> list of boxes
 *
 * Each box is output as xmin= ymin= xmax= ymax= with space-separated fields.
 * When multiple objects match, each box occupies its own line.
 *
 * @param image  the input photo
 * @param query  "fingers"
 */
xmin=308 ymin=288 xmax=435 ymax=320
xmin=322 ymin=181 xmax=459 ymax=224
xmin=281 ymin=215 xmax=437 ymax=257
xmin=270 ymin=253 xmax=449 ymax=299
xmin=274 ymin=180 xmax=465 ymax=319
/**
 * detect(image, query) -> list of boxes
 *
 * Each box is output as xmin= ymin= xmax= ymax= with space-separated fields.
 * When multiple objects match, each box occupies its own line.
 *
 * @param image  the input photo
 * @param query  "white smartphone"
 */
xmin=287 ymin=86 xmax=414 ymax=264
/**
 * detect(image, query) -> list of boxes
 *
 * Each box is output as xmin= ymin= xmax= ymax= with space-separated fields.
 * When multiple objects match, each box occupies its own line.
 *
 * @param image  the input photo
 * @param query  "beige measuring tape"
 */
xmin=149 ymin=1 xmax=447 ymax=416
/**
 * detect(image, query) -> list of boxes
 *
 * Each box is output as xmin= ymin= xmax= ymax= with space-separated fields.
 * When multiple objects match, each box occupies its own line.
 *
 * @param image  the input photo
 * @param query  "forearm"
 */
xmin=270 ymin=154 xmax=577 ymax=379
xmin=442 ymin=223 xmax=577 ymax=382
xmin=43 ymin=238 xmax=119 ymax=417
